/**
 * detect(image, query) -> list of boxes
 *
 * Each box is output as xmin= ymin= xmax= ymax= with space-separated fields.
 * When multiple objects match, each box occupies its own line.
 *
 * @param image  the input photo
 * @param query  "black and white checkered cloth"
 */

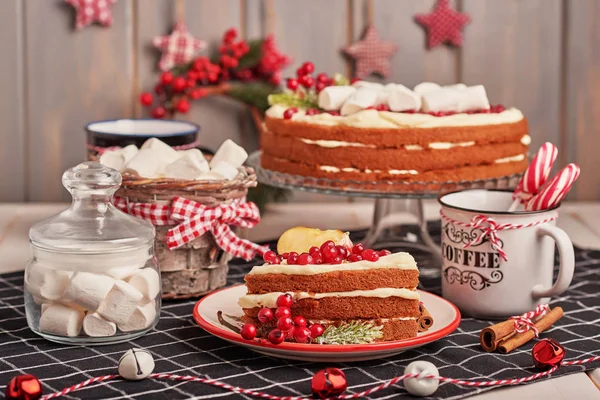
xmin=1 ymin=222 xmax=599 ymax=400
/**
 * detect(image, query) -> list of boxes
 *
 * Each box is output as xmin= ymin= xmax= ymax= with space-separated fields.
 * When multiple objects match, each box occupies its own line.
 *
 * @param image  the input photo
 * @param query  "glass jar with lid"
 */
xmin=24 ymin=162 xmax=160 ymax=345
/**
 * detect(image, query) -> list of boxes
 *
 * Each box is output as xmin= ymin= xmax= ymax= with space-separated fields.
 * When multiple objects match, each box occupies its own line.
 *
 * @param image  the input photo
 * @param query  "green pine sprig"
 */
xmin=317 ymin=321 xmax=384 ymax=345
xmin=267 ymin=91 xmax=319 ymax=109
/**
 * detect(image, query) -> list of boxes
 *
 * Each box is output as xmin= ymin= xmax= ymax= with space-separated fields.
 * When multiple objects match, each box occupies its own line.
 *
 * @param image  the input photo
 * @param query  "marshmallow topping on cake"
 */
xmin=238 ymin=227 xmax=421 ymax=342
xmin=261 ymin=80 xmax=529 ymax=184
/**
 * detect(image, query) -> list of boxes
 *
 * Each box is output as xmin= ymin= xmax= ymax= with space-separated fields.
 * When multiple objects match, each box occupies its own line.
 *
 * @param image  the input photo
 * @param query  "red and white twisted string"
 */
xmin=39 ymin=356 xmax=600 ymax=400
xmin=510 ymin=304 xmax=550 ymax=336
xmin=440 ymin=210 xmax=558 ymax=261
xmin=86 ymin=138 xmax=202 ymax=155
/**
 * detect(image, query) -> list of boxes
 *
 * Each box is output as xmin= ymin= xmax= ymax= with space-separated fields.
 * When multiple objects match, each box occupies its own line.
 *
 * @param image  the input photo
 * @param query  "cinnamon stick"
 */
xmin=480 ymin=319 xmax=518 ymax=352
xmin=498 ymin=307 xmax=563 ymax=354
xmin=418 ymin=303 xmax=434 ymax=332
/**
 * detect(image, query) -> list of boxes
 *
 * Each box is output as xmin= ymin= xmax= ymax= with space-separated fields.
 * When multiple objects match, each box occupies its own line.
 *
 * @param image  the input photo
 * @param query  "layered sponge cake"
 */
xmin=261 ymin=79 xmax=529 ymax=185
xmin=238 ymin=227 xmax=421 ymax=342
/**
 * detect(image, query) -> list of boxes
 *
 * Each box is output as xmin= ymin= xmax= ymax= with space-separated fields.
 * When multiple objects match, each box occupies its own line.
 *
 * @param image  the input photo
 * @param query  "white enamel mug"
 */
xmin=438 ymin=189 xmax=574 ymax=319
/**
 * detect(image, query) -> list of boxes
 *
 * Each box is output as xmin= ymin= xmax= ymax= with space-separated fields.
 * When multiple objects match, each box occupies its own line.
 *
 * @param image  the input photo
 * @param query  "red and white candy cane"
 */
xmin=526 ymin=163 xmax=580 ymax=211
xmin=510 ymin=304 xmax=549 ymax=336
xmin=509 ymin=142 xmax=558 ymax=211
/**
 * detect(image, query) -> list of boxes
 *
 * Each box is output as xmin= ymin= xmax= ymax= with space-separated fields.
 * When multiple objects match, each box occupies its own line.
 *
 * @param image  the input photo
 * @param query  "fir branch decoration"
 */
xmin=317 ymin=321 xmax=384 ymax=345
xmin=267 ymin=91 xmax=319 ymax=109
xmin=332 ymin=73 xmax=350 ymax=86
xmin=228 ymin=82 xmax=279 ymax=113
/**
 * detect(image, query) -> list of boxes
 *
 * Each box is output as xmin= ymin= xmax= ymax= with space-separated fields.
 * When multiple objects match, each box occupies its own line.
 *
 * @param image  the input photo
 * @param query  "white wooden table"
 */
xmin=0 ymin=201 xmax=599 ymax=399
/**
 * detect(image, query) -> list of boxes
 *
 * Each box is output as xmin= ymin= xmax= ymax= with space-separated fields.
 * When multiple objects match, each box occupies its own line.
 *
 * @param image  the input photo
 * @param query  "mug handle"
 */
xmin=531 ymin=225 xmax=575 ymax=299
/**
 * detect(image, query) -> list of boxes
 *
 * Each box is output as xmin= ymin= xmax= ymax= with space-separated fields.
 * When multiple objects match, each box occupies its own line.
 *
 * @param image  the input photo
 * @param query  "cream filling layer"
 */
xmin=320 ymin=166 xmax=419 ymax=175
xmin=266 ymin=105 xmax=524 ymax=128
xmin=238 ymin=288 xmax=420 ymax=309
xmin=494 ymin=154 xmax=526 ymax=164
xmin=248 ymin=252 xmax=417 ymax=276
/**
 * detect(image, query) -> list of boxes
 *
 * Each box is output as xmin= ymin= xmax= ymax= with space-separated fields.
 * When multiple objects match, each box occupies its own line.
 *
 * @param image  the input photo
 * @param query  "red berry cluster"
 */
xmin=140 ymin=28 xmax=291 ymax=118
xmin=286 ymin=62 xmax=334 ymax=94
xmin=263 ymin=242 xmax=391 ymax=266
xmin=240 ymin=294 xmax=325 ymax=345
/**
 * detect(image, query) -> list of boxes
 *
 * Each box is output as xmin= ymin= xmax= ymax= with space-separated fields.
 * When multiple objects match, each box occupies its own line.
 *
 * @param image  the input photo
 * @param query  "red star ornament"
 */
xmin=153 ymin=22 xmax=206 ymax=71
xmin=343 ymin=26 xmax=398 ymax=79
xmin=415 ymin=0 xmax=471 ymax=48
xmin=65 ymin=0 xmax=117 ymax=29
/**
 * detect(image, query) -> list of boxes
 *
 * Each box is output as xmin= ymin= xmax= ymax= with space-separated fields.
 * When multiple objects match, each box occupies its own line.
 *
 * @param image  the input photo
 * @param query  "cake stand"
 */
xmin=248 ymin=151 xmax=521 ymax=277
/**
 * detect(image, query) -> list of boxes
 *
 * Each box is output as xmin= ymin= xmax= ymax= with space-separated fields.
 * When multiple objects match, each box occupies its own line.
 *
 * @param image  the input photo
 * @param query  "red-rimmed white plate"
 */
xmin=193 ymin=285 xmax=461 ymax=362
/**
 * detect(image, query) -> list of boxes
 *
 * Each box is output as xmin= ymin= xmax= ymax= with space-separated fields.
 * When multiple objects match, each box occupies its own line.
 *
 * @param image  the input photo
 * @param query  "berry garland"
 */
xmin=140 ymin=28 xmax=291 ymax=119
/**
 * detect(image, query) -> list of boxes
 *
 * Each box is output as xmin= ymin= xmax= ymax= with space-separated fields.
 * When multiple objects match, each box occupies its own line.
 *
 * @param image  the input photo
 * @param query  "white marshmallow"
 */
xmin=413 ymin=82 xmax=441 ymax=96
xmin=351 ymin=80 xmax=384 ymax=90
xmin=99 ymin=150 xmax=127 ymax=172
xmin=317 ymin=86 xmax=357 ymax=110
xmin=163 ymin=149 xmax=210 ymax=180
xmin=97 ymin=281 xmax=144 ymax=325
xmin=140 ymin=138 xmax=180 ymax=163
xmin=118 ymin=301 xmax=157 ymax=332
xmin=83 ymin=312 xmax=117 ymax=337
xmin=210 ymin=139 xmax=248 ymax=169
xmin=41 ymin=303 xmax=51 ymax=314
xmin=122 ymin=149 xmax=163 ymax=178
xmin=26 ymin=266 xmax=70 ymax=301
xmin=387 ymin=84 xmax=422 ymax=112
xmin=64 ymin=272 xmax=115 ymax=311
xmin=39 ymin=304 xmax=84 ymax=337
xmin=119 ymin=349 xmax=155 ymax=380
xmin=340 ymin=88 xmax=378 ymax=116
xmin=127 ymin=269 xmax=160 ymax=302
xmin=457 ymin=85 xmax=490 ymax=112
xmin=444 ymin=83 xmax=467 ymax=91
xmin=421 ymin=89 xmax=462 ymax=113
xmin=106 ymin=265 xmax=143 ymax=280
xmin=210 ymin=161 xmax=239 ymax=181
xmin=195 ymin=171 xmax=225 ymax=181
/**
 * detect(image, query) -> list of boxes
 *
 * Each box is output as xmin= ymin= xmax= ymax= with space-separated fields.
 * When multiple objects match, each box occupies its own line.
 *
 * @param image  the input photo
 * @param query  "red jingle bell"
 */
xmin=5 ymin=374 xmax=43 ymax=400
xmin=532 ymin=338 xmax=565 ymax=370
xmin=311 ymin=368 xmax=347 ymax=399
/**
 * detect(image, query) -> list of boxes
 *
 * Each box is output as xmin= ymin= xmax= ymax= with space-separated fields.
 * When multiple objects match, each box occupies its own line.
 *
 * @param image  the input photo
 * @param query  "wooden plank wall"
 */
xmin=1 ymin=0 xmax=598 ymax=202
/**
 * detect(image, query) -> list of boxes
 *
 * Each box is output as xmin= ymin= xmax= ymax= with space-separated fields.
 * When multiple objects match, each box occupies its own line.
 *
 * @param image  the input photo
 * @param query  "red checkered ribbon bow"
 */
xmin=113 ymin=196 xmax=268 ymax=260
xmin=510 ymin=304 xmax=550 ymax=337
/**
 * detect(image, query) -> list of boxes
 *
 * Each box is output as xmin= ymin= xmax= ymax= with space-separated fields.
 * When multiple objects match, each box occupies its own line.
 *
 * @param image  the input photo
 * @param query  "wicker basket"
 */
xmin=116 ymin=167 xmax=258 ymax=299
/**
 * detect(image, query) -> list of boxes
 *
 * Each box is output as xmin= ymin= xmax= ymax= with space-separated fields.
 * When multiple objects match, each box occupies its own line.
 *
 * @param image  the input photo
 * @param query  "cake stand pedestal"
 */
xmin=248 ymin=151 xmax=520 ymax=277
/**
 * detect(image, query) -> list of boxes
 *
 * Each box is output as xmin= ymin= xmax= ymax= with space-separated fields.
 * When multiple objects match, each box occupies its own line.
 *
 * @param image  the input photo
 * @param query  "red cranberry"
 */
xmin=160 ymin=71 xmax=174 ymax=85
xmin=172 ymin=76 xmax=187 ymax=92
xmin=293 ymin=316 xmax=307 ymax=327
xmin=312 ymin=254 xmax=324 ymax=264
xmin=336 ymin=245 xmax=348 ymax=260
xmin=286 ymin=78 xmax=299 ymax=91
xmin=281 ymin=252 xmax=290 ymax=259
xmin=299 ymin=75 xmax=314 ymax=88
xmin=352 ymin=243 xmax=365 ymax=255
xmin=316 ymin=81 xmax=327 ymax=93
xmin=347 ymin=254 xmax=363 ymax=262
xmin=350 ymin=77 xmax=360 ymax=84
xmin=263 ymin=250 xmax=279 ymax=264
xmin=297 ymin=253 xmax=314 ymax=265
xmin=267 ymin=329 xmax=285 ymax=344
xmin=294 ymin=326 xmax=312 ymax=343
xmin=287 ymin=253 xmax=298 ymax=265
xmin=139 ymin=92 xmax=153 ymax=106
xmin=379 ymin=249 xmax=392 ymax=256
xmin=275 ymin=306 xmax=291 ymax=320
xmin=328 ymin=110 xmax=341 ymax=116
xmin=296 ymin=66 xmax=306 ymax=77
xmin=310 ymin=324 xmax=325 ymax=338
xmin=316 ymin=73 xmax=329 ymax=83
xmin=240 ymin=323 xmax=257 ymax=340
xmin=276 ymin=294 xmax=293 ymax=308
xmin=309 ymin=246 xmax=320 ymax=255
xmin=375 ymin=104 xmax=390 ymax=111
xmin=306 ymin=108 xmax=321 ymax=115
xmin=321 ymin=246 xmax=339 ymax=261
xmin=320 ymin=240 xmax=335 ymax=252
xmin=286 ymin=326 xmax=296 ymax=339
xmin=330 ymin=256 xmax=343 ymax=264
xmin=277 ymin=317 xmax=293 ymax=331
xmin=257 ymin=307 xmax=274 ymax=323
xmin=361 ymin=249 xmax=380 ymax=262
xmin=283 ymin=107 xmax=298 ymax=120
xmin=301 ymin=62 xmax=315 ymax=74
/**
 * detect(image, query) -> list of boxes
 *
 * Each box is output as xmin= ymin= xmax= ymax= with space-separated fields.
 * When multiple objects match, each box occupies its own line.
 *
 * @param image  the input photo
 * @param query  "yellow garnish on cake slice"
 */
xmin=277 ymin=226 xmax=353 ymax=255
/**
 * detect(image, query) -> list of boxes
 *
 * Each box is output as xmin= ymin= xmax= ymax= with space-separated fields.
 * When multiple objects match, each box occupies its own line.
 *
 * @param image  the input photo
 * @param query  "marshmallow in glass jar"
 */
xmin=24 ymin=162 xmax=160 ymax=345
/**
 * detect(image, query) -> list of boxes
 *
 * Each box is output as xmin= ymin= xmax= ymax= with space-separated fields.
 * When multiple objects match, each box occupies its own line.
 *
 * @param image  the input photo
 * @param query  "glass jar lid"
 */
xmin=29 ymin=162 xmax=155 ymax=254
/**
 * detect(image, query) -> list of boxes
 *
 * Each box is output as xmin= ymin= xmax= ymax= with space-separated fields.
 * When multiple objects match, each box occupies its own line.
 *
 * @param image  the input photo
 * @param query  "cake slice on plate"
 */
xmin=238 ymin=227 xmax=421 ymax=343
